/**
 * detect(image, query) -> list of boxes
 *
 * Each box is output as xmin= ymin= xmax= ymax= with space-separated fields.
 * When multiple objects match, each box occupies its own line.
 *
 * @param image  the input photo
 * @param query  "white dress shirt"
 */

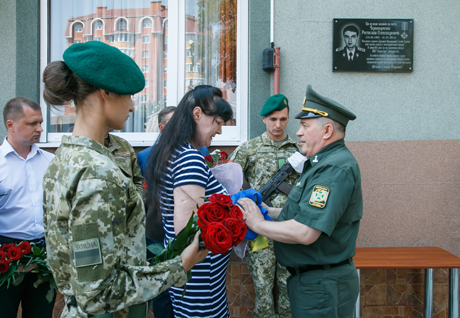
xmin=0 ymin=138 xmax=54 ymax=240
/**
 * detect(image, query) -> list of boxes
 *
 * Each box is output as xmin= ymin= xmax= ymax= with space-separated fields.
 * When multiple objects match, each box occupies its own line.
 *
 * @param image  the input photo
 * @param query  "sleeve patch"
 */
xmin=309 ymin=185 xmax=330 ymax=208
xmin=73 ymin=238 xmax=102 ymax=268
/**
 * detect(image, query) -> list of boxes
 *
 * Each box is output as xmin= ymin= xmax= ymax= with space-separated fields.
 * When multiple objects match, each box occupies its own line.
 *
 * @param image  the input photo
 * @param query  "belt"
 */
xmin=286 ymin=258 xmax=352 ymax=276
xmin=0 ymin=235 xmax=46 ymax=247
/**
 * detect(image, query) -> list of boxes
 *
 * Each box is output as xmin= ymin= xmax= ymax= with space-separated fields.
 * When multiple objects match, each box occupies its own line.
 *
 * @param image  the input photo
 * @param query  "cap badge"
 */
xmin=284 ymin=99 xmax=287 ymax=105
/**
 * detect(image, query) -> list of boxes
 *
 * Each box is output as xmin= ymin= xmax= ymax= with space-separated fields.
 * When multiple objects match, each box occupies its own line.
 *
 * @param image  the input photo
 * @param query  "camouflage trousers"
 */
xmin=246 ymin=238 xmax=292 ymax=318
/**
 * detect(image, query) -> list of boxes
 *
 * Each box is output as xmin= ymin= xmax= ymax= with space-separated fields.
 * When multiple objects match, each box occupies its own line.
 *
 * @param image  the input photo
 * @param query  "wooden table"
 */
xmin=353 ymin=247 xmax=460 ymax=318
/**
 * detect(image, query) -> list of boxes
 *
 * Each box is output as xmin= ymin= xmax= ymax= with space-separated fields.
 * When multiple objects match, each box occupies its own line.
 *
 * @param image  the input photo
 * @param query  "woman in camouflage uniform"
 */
xmin=41 ymin=41 xmax=207 ymax=318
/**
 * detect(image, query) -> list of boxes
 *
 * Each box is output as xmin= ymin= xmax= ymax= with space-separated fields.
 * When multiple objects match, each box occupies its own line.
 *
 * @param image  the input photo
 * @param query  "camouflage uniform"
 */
xmin=104 ymin=133 xmax=145 ymax=196
xmin=43 ymin=136 xmax=188 ymax=318
xmin=229 ymin=132 xmax=300 ymax=318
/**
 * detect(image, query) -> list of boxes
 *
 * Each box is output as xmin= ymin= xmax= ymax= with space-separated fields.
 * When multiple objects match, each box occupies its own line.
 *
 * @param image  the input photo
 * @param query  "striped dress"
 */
xmin=160 ymin=143 xmax=231 ymax=318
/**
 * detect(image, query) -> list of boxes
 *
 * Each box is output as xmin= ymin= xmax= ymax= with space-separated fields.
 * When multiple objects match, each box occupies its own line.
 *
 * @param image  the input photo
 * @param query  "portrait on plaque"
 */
xmin=334 ymin=24 xmax=368 ymax=71
xmin=333 ymin=19 xmax=414 ymax=73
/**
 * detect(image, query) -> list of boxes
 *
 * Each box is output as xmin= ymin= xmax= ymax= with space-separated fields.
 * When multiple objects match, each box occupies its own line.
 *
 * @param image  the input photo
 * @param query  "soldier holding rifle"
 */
xmin=229 ymin=94 xmax=300 ymax=318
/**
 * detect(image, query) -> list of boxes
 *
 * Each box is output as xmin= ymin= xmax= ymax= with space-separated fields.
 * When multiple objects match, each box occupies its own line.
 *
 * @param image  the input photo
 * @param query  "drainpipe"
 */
xmin=270 ymin=0 xmax=280 ymax=95
xmin=274 ymin=47 xmax=280 ymax=94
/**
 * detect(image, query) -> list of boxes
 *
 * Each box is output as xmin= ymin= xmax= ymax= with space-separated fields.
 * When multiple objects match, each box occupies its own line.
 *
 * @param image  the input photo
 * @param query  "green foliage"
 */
xmin=147 ymin=212 xmax=201 ymax=266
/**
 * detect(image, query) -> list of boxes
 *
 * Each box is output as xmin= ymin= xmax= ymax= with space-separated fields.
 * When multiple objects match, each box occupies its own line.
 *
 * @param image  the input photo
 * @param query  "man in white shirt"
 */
xmin=0 ymin=97 xmax=55 ymax=318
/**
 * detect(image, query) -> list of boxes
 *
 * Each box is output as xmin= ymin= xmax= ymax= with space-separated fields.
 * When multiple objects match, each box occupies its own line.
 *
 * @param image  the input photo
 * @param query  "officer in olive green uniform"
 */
xmin=229 ymin=94 xmax=300 ymax=318
xmin=237 ymin=85 xmax=362 ymax=318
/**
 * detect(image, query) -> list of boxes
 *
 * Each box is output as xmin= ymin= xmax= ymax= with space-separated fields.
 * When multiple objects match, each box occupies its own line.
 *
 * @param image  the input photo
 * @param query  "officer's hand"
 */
xmin=180 ymin=231 xmax=208 ymax=272
xmin=237 ymin=198 xmax=264 ymax=229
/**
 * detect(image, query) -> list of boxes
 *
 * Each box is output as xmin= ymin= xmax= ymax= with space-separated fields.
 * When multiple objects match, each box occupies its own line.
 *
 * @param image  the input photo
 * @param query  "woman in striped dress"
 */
xmin=146 ymin=85 xmax=234 ymax=318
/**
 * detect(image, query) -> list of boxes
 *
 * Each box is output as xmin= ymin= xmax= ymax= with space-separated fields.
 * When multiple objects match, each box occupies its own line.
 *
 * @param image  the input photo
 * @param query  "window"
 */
xmin=143 ymin=19 xmax=151 ymax=28
xmin=120 ymin=49 xmax=134 ymax=58
xmin=94 ymin=37 xmax=101 ymax=41
xmin=42 ymin=0 xmax=247 ymax=145
xmin=118 ymin=20 xmax=127 ymax=30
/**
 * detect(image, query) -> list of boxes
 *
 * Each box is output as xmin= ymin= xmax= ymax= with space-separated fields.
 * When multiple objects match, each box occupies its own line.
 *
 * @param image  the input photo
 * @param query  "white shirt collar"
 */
xmin=1 ymin=137 xmax=41 ymax=160
xmin=346 ymin=47 xmax=356 ymax=56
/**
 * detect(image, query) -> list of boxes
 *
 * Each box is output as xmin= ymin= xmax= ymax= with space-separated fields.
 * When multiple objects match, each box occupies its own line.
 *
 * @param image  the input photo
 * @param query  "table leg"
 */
xmin=449 ymin=268 xmax=459 ymax=318
xmin=353 ymin=269 xmax=360 ymax=318
xmin=425 ymin=268 xmax=433 ymax=318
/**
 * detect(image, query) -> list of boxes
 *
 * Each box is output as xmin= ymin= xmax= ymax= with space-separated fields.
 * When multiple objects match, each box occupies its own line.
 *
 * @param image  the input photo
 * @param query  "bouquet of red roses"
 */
xmin=204 ymin=150 xmax=243 ymax=195
xmin=147 ymin=193 xmax=247 ymax=267
xmin=0 ymin=241 xmax=57 ymax=302
xmin=197 ymin=194 xmax=247 ymax=254
xmin=204 ymin=149 xmax=229 ymax=168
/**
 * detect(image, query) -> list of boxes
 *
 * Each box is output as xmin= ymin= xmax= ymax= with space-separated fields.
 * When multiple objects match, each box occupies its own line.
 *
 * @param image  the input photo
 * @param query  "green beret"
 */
xmin=260 ymin=94 xmax=289 ymax=117
xmin=63 ymin=41 xmax=145 ymax=95
xmin=295 ymin=85 xmax=356 ymax=127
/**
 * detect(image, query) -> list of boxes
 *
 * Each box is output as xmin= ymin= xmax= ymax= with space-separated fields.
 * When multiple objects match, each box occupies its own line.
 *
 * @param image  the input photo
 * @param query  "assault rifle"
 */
xmin=258 ymin=162 xmax=294 ymax=207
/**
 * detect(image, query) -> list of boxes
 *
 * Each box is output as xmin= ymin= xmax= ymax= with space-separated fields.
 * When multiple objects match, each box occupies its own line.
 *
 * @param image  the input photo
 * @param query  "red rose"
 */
xmin=228 ymin=205 xmax=243 ymax=219
xmin=7 ymin=246 xmax=23 ymax=261
xmin=0 ymin=260 xmax=10 ymax=273
xmin=197 ymin=203 xmax=229 ymax=228
xmin=223 ymin=218 xmax=247 ymax=246
xmin=208 ymin=194 xmax=233 ymax=207
xmin=219 ymin=151 xmax=228 ymax=160
xmin=18 ymin=241 xmax=32 ymax=255
xmin=201 ymin=222 xmax=232 ymax=254
xmin=0 ymin=251 xmax=5 ymax=260
xmin=204 ymin=155 xmax=213 ymax=163
xmin=1 ymin=243 xmax=14 ymax=253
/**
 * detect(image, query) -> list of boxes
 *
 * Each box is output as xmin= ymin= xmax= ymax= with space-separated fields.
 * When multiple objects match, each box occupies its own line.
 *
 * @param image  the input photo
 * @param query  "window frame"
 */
xmin=39 ymin=0 xmax=248 ymax=147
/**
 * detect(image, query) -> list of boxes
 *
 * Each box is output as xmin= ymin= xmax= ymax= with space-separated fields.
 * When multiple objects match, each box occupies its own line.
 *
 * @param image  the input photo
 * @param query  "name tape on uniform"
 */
xmin=73 ymin=238 xmax=103 ymax=268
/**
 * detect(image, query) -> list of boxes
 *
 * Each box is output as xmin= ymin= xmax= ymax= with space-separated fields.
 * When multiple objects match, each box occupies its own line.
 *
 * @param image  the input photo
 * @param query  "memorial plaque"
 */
xmin=333 ymin=19 xmax=414 ymax=72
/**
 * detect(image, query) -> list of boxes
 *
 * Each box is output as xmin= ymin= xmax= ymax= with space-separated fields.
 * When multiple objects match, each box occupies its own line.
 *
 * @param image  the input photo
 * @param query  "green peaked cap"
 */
xmin=295 ymin=85 xmax=356 ymax=127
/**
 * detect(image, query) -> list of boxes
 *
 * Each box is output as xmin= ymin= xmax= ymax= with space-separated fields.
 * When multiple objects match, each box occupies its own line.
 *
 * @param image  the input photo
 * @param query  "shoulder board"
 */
xmin=335 ymin=47 xmax=344 ymax=52
xmin=357 ymin=47 xmax=366 ymax=52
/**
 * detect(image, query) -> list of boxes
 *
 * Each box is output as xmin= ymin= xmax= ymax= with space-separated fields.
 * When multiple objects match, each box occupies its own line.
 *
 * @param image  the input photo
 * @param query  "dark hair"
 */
xmin=145 ymin=85 xmax=233 ymax=221
xmin=3 ymin=97 xmax=41 ymax=127
xmin=158 ymin=106 xmax=176 ymax=125
xmin=42 ymin=61 xmax=98 ymax=108
xmin=343 ymin=25 xmax=359 ymax=36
